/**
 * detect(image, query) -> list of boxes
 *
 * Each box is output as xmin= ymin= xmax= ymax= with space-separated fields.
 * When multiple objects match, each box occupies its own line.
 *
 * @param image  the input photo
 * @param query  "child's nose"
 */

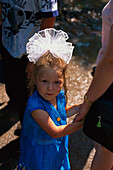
xmin=48 ymin=82 xmax=53 ymax=90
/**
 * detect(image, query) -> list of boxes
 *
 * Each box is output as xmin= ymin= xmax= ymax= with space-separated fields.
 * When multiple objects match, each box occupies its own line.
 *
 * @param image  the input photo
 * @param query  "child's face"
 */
xmin=35 ymin=66 xmax=64 ymax=104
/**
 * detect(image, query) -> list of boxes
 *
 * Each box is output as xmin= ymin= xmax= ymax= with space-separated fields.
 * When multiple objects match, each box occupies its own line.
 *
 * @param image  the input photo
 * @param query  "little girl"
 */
xmin=18 ymin=28 xmax=83 ymax=170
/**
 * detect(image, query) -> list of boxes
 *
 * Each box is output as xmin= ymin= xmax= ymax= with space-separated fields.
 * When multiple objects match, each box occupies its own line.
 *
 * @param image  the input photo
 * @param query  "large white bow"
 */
xmin=26 ymin=28 xmax=74 ymax=64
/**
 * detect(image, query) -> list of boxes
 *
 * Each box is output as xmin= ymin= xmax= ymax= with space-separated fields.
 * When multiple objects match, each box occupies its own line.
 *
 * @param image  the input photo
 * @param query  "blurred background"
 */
xmin=0 ymin=0 xmax=109 ymax=169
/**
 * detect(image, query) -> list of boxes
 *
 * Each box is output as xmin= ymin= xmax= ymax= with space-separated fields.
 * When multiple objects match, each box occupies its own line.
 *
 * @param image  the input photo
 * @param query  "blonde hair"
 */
xmin=28 ymin=51 xmax=68 ymax=102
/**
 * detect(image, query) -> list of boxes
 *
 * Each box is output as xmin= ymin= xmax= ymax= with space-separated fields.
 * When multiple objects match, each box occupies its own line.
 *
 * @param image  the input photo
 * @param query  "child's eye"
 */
xmin=54 ymin=81 xmax=60 ymax=84
xmin=42 ymin=80 xmax=47 ymax=83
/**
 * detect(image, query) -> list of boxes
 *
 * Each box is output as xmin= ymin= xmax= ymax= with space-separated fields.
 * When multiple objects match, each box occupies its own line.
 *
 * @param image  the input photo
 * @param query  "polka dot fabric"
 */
xmin=18 ymin=90 xmax=70 ymax=169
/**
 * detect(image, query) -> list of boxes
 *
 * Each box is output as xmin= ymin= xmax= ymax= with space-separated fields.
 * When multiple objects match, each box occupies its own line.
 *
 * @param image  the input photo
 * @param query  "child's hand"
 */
xmin=73 ymin=118 xmax=85 ymax=130
xmin=66 ymin=103 xmax=82 ymax=118
xmin=73 ymin=113 xmax=84 ymax=123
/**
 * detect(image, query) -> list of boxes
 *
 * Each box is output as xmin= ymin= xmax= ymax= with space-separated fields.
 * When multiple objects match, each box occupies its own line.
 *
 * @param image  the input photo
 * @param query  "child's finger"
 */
xmin=75 ymin=113 xmax=83 ymax=122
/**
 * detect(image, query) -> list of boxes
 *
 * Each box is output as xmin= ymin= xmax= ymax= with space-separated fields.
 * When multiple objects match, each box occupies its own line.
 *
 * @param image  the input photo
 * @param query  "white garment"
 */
xmin=26 ymin=28 xmax=74 ymax=64
xmin=96 ymin=0 xmax=113 ymax=64
xmin=1 ymin=0 xmax=58 ymax=58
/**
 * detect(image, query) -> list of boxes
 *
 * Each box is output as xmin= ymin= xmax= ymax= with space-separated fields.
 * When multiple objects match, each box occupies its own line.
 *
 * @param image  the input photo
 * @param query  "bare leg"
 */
xmin=91 ymin=143 xmax=113 ymax=170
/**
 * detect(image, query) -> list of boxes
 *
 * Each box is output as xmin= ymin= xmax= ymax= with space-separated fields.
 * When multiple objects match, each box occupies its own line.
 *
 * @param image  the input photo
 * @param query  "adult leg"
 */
xmin=91 ymin=143 xmax=113 ymax=170
xmin=1 ymin=45 xmax=28 ymax=125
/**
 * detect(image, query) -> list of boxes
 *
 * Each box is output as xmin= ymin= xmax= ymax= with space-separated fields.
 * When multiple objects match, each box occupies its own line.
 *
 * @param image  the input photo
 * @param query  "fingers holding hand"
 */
xmin=75 ymin=101 xmax=93 ymax=122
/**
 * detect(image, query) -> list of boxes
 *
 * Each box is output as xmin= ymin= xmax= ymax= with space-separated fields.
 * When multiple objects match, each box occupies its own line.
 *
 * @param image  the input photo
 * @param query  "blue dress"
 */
xmin=18 ymin=90 xmax=70 ymax=170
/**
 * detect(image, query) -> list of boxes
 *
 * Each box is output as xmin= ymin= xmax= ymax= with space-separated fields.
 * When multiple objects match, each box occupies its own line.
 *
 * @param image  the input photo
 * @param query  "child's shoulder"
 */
xmin=28 ymin=90 xmax=39 ymax=102
xmin=27 ymin=90 xmax=45 ymax=109
xmin=25 ymin=90 xmax=47 ymax=113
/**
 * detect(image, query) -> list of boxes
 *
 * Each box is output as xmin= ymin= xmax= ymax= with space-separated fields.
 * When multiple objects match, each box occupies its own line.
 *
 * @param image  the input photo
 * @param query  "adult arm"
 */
xmin=76 ymin=25 xmax=113 ymax=121
xmin=40 ymin=17 xmax=56 ymax=30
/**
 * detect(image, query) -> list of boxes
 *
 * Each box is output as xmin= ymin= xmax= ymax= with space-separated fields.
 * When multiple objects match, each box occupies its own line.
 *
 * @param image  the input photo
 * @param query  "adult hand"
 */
xmin=75 ymin=101 xmax=93 ymax=122
xmin=25 ymin=61 xmax=34 ymax=79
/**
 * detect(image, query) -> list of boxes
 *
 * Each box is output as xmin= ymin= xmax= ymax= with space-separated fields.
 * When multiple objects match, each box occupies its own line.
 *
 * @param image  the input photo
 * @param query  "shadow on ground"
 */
xmin=0 ymin=138 xmax=20 ymax=170
xmin=0 ymin=100 xmax=20 ymax=170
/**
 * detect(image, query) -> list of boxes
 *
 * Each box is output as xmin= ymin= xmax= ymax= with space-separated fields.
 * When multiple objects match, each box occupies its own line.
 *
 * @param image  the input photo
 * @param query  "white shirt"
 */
xmin=1 ymin=0 xmax=58 ymax=58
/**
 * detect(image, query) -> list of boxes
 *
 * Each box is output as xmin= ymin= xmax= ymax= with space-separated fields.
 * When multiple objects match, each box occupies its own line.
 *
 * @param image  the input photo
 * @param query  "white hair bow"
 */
xmin=26 ymin=28 xmax=74 ymax=64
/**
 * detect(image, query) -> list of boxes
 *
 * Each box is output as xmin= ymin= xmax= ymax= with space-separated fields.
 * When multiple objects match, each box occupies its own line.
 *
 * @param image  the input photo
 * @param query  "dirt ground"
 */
xmin=0 ymin=83 xmax=96 ymax=170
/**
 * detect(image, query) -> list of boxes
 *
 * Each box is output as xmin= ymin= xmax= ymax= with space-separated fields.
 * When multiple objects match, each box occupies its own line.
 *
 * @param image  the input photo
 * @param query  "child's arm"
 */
xmin=31 ymin=109 xmax=84 ymax=138
xmin=66 ymin=104 xmax=81 ymax=118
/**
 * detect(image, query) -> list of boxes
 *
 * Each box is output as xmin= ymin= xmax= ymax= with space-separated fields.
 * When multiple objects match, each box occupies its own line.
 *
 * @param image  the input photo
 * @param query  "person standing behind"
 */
xmin=0 ymin=0 xmax=58 ymax=130
xmin=76 ymin=0 xmax=113 ymax=169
